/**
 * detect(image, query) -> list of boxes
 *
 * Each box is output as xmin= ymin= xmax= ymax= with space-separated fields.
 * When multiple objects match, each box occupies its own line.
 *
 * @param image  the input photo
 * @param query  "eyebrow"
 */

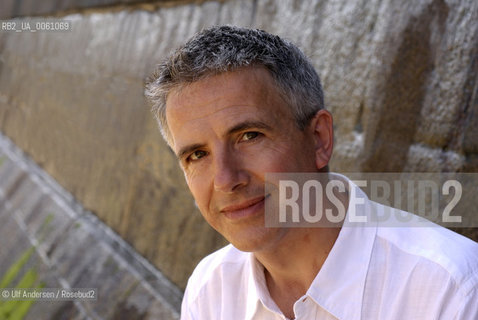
xmin=175 ymin=120 xmax=273 ymax=161
xmin=226 ymin=120 xmax=273 ymax=136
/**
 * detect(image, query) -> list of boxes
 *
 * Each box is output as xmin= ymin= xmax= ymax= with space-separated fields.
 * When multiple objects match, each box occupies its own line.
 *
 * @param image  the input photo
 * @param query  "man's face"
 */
xmin=166 ymin=67 xmax=321 ymax=252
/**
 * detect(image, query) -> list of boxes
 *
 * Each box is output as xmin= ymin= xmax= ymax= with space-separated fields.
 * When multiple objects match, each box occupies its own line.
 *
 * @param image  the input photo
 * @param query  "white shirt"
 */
xmin=181 ymin=177 xmax=478 ymax=320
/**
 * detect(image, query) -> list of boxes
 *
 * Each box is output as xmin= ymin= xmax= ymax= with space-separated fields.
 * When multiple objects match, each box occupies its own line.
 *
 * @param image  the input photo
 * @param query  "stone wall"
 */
xmin=0 ymin=0 xmax=477 ymax=309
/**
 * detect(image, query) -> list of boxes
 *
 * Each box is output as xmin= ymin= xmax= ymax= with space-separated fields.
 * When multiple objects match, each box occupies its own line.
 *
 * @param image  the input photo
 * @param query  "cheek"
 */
xmin=185 ymin=172 xmax=212 ymax=211
xmin=249 ymin=139 xmax=316 ymax=173
xmin=247 ymin=144 xmax=301 ymax=171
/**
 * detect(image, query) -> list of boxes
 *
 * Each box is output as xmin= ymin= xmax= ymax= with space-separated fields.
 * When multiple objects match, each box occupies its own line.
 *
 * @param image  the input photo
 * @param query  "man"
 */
xmin=146 ymin=26 xmax=478 ymax=319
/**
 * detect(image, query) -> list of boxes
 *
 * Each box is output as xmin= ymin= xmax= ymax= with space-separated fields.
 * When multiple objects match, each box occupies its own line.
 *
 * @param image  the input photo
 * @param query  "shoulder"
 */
xmin=372 ymin=201 xmax=478 ymax=292
xmin=183 ymin=244 xmax=250 ymax=305
xmin=364 ymin=202 xmax=478 ymax=318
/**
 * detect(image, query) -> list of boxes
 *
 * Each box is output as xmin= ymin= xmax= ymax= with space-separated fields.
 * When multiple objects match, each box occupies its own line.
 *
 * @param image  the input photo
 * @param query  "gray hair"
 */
xmin=145 ymin=25 xmax=325 ymax=145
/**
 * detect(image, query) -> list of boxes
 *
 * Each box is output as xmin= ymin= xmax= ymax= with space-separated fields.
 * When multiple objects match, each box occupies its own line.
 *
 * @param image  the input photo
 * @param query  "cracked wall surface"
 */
xmin=0 ymin=0 xmax=477 ymax=306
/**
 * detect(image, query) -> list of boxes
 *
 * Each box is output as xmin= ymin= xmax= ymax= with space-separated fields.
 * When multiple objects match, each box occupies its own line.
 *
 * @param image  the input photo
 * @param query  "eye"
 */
xmin=240 ymin=131 xmax=261 ymax=141
xmin=187 ymin=150 xmax=208 ymax=162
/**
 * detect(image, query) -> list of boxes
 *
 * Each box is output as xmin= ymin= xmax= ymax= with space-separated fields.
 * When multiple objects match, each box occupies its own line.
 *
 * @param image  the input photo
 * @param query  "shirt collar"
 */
xmin=246 ymin=252 xmax=283 ymax=319
xmin=306 ymin=174 xmax=377 ymax=319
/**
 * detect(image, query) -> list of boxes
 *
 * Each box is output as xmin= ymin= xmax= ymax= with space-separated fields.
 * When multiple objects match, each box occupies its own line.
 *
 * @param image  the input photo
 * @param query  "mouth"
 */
xmin=220 ymin=195 xmax=268 ymax=221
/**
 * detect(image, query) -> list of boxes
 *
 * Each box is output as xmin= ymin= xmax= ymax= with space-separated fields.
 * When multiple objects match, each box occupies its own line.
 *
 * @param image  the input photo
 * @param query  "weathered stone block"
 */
xmin=5 ymin=174 xmax=44 ymax=218
xmin=47 ymin=222 xmax=141 ymax=318
xmin=0 ymin=0 xmax=161 ymax=19
xmin=403 ymin=143 xmax=465 ymax=172
xmin=145 ymin=298 xmax=180 ymax=320
xmin=0 ymin=161 xmax=26 ymax=199
xmin=22 ymin=265 xmax=84 ymax=320
xmin=0 ymin=211 xmax=33 ymax=279
xmin=111 ymin=281 xmax=179 ymax=320
xmin=23 ymin=197 xmax=75 ymax=258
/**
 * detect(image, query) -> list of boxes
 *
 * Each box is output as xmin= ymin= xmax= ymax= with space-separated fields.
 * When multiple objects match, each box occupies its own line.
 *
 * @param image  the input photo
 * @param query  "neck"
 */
xmin=254 ymin=227 xmax=340 ymax=319
xmin=255 ymin=226 xmax=340 ymax=291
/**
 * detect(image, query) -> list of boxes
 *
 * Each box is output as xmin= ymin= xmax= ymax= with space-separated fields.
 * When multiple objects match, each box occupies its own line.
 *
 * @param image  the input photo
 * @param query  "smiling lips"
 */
xmin=220 ymin=196 xmax=266 ymax=220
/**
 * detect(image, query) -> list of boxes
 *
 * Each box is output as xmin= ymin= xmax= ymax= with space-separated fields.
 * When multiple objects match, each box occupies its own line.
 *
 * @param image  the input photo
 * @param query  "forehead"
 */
xmin=165 ymin=68 xmax=293 ymax=148
xmin=167 ymin=68 xmax=280 ymax=117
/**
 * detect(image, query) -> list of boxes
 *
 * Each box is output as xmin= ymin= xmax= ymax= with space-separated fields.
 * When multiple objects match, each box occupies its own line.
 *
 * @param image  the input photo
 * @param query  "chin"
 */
xmin=230 ymin=240 xmax=263 ymax=253
xmin=227 ymin=227 xmax=285 ymax=253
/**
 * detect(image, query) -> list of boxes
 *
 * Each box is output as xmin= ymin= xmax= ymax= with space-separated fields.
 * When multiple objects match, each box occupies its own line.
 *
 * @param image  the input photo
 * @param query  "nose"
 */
xmin=213 ymin=149 xmax=249 ymax=193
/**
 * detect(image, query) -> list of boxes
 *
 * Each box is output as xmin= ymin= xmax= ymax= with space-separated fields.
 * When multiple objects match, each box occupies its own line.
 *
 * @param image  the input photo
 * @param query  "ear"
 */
xmin=309 ymin=110 xmax=334 ymax=170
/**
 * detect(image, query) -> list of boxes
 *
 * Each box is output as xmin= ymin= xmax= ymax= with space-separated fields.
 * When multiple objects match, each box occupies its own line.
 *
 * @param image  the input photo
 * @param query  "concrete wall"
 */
xmin=0 ymin=0 xmax=477 ymax=316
